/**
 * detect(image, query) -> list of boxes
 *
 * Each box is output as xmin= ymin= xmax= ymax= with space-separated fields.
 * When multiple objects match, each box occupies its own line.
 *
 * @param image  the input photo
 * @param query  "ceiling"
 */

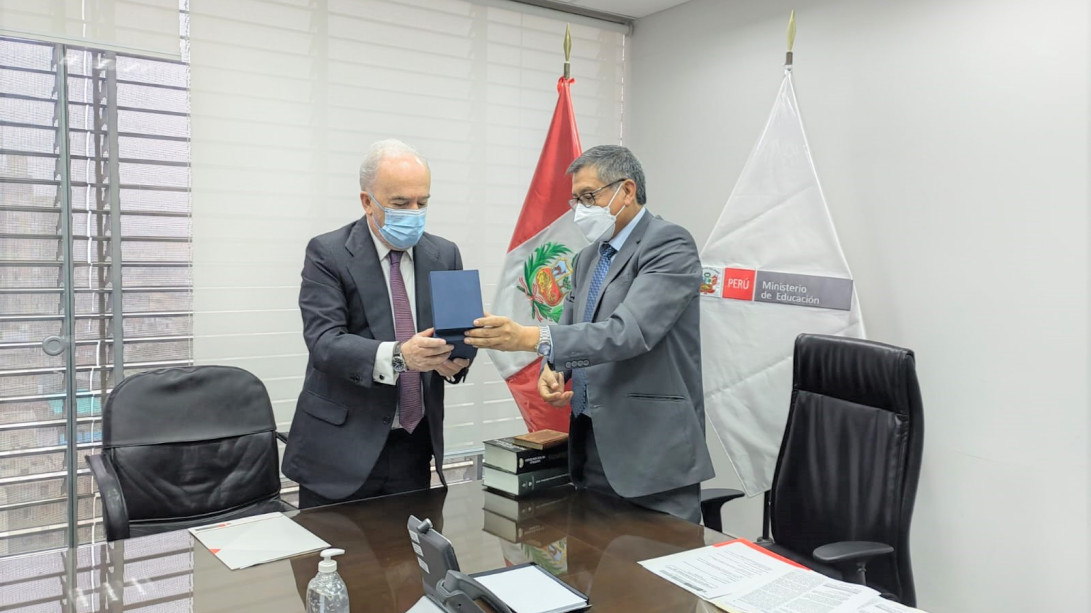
xmin=548 ymin=0 xmax=692 ymax=19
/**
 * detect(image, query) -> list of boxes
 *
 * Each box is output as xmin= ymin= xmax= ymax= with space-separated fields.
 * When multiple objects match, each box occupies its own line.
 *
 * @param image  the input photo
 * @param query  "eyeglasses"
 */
xmin=568 ymin=179 xmax=626 ymax=209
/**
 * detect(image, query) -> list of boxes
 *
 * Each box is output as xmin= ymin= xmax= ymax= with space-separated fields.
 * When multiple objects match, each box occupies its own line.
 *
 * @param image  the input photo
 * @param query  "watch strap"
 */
xmin=392 ymin=341 xmax=407 ymax=373
xmin=536 ymin=325 xmax=553 ymax=358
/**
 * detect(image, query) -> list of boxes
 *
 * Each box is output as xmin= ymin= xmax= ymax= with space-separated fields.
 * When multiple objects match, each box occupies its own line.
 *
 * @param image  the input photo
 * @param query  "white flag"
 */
xmin=700 ymin=70 xmax=865 ymax=496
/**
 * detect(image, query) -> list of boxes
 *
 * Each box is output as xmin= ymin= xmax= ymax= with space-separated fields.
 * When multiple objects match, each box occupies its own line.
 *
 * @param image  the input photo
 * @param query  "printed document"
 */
xmin=710 ymin=571 xmax=877 ymax=613
xmin=639 ymin=539 xmax=807 ymax=600
xmin=640 ymin=539 xmax=926 ymax=613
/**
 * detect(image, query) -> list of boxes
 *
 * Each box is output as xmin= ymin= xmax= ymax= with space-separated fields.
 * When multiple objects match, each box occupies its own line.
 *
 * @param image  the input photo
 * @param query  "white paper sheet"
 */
xmin=188 ymin=512 xmax=329 ymax=570
xmin=407 ymin=596 xmax=445 ymax=613
xmin=640 ymin=540 xmax=927 ymax=613
xmin=712 ymin=573 xmax=878 ymax=613
xmin=475 ymin=564 xmax=587 ymax=613
xmin=638 ymin=539 xmax=803 ymax=600
xmin=855 ymin=597 xmax=925 ymax=613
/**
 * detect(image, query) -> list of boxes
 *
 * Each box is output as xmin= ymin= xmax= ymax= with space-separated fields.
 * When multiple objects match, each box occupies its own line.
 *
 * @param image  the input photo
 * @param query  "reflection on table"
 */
xmin=0 ymin=481 xmax=733 ymax=612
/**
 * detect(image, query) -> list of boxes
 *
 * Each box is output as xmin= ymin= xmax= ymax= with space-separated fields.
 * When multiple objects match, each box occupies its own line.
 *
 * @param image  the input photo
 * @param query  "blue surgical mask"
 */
xmin=369 ymin=193 xmax=426 ymax=250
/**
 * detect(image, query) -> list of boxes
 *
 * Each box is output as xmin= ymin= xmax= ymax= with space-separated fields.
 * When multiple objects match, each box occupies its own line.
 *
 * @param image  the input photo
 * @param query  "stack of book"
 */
xmin=482 ymin=429 xmax=569 ymax=498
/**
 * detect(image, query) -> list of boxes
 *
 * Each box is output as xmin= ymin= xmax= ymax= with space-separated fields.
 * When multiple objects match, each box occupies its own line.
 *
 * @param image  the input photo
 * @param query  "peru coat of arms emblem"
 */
xmin=517 ymin=242 xmax=574 ymax=322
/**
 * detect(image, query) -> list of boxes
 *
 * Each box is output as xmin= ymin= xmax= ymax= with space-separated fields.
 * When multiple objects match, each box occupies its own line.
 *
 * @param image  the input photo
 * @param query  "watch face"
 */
xmin=536 ymin=342 xmax=550 ymax=357
xmin=393 ymin=355 xmax=407 ymax=373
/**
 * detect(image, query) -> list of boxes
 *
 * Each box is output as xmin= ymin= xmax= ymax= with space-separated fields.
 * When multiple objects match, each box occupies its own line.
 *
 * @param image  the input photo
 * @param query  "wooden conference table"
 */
xmin=0 ymin=481 xmax=733 ymax=612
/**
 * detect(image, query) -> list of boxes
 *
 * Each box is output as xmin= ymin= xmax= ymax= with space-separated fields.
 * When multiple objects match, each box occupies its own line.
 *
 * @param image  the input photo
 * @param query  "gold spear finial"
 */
xmin=564 ymin=24 xmax=572 ymax=79
xmin=786 ymin=10 xmax=796 ymax=68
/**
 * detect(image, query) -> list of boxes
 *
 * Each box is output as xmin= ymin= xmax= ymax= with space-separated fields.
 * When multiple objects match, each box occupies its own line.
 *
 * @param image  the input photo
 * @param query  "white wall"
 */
xmin=627 ymin=0 xmax=1089 ymax=611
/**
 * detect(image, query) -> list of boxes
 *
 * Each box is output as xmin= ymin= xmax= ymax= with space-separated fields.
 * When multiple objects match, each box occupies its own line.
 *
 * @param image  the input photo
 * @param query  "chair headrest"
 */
xmin=104 ymin=365 xmax=275 ymax=447
xmin=794 ymin=334 xmax=917 ymax=416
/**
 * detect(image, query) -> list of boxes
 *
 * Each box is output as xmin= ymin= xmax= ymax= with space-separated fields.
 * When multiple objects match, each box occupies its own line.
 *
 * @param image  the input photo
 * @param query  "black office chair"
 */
xmin=699 ymin=488 xmax=743 ymax=532
xmin=87 ymin=365 xmax=294 ymax=541
xmin=702 ymin=333 xmax=923 ymax=606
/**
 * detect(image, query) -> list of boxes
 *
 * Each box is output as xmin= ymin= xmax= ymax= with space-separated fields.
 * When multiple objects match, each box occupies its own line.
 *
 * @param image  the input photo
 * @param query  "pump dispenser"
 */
xmin=318 ymin=548 xmax=343 ymax=573
xmin=306 ymin=548 xmax=349 ymax=612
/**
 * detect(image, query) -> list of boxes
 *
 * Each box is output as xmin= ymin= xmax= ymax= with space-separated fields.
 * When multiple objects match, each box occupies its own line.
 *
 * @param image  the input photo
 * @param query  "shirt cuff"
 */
xmin=373 ymin=341 xmax=399 ymax=385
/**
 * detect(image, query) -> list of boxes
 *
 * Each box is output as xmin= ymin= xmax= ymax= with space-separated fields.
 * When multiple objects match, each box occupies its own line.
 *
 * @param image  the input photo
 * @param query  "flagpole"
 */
xmin=563 ymin=24 xmax=572 ymax=79
xmin=785 ymin=10 xmax=796 ymax=70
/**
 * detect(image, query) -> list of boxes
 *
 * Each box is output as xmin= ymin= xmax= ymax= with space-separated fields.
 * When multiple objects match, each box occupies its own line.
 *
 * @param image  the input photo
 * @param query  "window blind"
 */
xmin=0 ymin=0 xmax=183 ymax=59
xmin=188 ymin=0 xmax=627 ymax=456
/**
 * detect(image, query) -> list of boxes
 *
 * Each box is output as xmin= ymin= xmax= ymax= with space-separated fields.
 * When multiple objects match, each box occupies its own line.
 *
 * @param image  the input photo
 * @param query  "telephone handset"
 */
xmin=434 ymin=569 xmax=514 ymax=613
xmin=407 ymin=515 xmax=514 ymax=613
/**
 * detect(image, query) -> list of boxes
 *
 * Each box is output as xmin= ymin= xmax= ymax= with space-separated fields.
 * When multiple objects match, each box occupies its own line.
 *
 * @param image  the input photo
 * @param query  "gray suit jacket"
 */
xmin=282 ymin=218 xmax=466 ymax=499
xmin=550 ymin=211 xmax=714 ymax=498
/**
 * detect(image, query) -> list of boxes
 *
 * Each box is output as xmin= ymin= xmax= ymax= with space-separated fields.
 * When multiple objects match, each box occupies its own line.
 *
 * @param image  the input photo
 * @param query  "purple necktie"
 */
xmin=388 ymin=250 xmax=423 ymax=433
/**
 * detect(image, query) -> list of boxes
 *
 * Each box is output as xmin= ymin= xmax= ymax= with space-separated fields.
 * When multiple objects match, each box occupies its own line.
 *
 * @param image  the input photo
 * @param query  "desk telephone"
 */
xmin=408 ymin=516 xmax=514 ymax=613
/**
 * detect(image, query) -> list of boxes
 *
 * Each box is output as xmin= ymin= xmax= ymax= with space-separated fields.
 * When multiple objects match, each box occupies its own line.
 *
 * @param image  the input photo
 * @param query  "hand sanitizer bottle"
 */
xmin=306 ymin=548 xmax=349 ymax=613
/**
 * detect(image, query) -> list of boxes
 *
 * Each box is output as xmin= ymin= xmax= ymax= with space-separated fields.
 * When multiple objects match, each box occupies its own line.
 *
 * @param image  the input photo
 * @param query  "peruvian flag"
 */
xmin=488 ymin=76 xmax=586 ymax=433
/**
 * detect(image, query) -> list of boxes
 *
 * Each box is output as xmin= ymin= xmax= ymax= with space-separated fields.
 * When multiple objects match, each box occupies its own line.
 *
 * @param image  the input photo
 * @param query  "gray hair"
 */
xmin=566 ymin=145 xmax=647 ymax=205
xmin=358 ymin=139 xmax=430 ymax=191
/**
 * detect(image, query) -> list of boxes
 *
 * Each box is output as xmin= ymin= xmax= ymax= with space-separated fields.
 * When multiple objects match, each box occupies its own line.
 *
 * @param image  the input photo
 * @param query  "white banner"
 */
xmin=700 ymin=70 xmax=866 ymax=496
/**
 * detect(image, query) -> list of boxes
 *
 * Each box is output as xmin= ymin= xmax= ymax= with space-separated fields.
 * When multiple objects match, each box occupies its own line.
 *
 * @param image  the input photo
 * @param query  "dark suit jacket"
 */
xmin=550 ymin=211 xmax=715 ymax=498
xmin=283 ymin=217 xmax=466 ymax=499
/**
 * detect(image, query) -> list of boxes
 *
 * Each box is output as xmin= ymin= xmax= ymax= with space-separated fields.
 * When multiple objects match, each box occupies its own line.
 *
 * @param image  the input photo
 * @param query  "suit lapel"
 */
xmin=413 ymin=235 xmax=443 ymax=391
xmin=589 ymin=211 xmax=652 ymax=321
xmin=344 ymin=218 xmax=396 ymax=342
xmin=413 ymin=234 xmax=441 ymax=332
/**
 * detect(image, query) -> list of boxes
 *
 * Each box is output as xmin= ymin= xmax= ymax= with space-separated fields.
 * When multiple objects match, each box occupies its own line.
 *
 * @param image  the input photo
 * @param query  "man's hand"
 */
xmin=435 ymin=358 xmax=470 ymax=378
xmin=401 ymin=328 xmax=454 ymax=372
xmin=464 ymin=312 xmax=538 ymax=352
xmin=538 ymin=362 xmax=573 ymax=408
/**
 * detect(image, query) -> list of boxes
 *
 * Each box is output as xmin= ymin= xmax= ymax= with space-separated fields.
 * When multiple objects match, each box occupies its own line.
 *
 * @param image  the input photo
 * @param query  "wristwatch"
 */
xmin=536 ymin=325 xmax=552 ymax=358
xmin=392 ymin=342 xmax=408 ymax=373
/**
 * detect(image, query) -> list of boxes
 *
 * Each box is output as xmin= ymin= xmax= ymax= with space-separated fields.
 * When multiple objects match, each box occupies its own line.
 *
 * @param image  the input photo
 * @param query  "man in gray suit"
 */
xmin=283 ymin=139 xmax=470 ymax=509
xmin=467 ymin=145 xmax=714 ymax=522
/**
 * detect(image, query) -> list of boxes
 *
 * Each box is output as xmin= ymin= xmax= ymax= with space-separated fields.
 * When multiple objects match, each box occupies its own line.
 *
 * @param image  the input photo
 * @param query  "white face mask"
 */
xmin=573 ymin=184 xmax=625 ymax=242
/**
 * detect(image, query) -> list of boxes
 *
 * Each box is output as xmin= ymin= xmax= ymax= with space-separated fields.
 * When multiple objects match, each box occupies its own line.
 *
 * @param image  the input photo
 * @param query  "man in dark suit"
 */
xmin=283 ymin=139 xmax=470 ymax=509
xmin=466 ymin=145 xmax=714 ymax=523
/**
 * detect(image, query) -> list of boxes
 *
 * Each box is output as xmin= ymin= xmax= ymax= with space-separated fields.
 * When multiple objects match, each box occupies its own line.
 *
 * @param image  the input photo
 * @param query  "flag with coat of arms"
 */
xmin=488 ymin=75 xmax=587 ymax=433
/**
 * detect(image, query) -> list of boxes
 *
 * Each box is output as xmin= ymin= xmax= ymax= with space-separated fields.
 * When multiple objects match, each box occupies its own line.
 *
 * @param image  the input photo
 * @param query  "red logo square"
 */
xmin=722 ymin=268 xmax=756 ymax=301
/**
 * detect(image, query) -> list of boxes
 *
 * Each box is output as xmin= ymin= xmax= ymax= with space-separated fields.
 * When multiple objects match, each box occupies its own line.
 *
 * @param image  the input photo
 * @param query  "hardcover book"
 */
xmin=483 ymin=465 xmax=570 ymax=497
xmin=484 ymin=436 xmax=568 ymax=474
xmin=513 ymin=429 xmax=568 ymax=450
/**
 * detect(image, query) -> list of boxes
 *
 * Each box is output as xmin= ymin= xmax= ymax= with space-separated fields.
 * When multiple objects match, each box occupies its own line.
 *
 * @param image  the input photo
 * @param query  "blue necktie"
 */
xmin=571 ymin=242 xmax=617 ymax=416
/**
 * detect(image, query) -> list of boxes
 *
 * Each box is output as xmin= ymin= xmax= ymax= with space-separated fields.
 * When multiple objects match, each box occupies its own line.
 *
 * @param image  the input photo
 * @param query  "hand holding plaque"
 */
xmin=429 ymin=270 xmax=484 ymax=360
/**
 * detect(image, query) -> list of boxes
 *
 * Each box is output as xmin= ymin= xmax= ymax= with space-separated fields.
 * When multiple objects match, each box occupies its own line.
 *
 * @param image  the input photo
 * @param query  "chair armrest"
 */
xmin=812 ymin=541 xmax=894 ymax=565
xmin=275 ymin=431 xmax=289 ymax=444
xmin=700 ymin=488 xmax=745 ymax=532
xmin=86 ymin=454 xmax=130 ymax=541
